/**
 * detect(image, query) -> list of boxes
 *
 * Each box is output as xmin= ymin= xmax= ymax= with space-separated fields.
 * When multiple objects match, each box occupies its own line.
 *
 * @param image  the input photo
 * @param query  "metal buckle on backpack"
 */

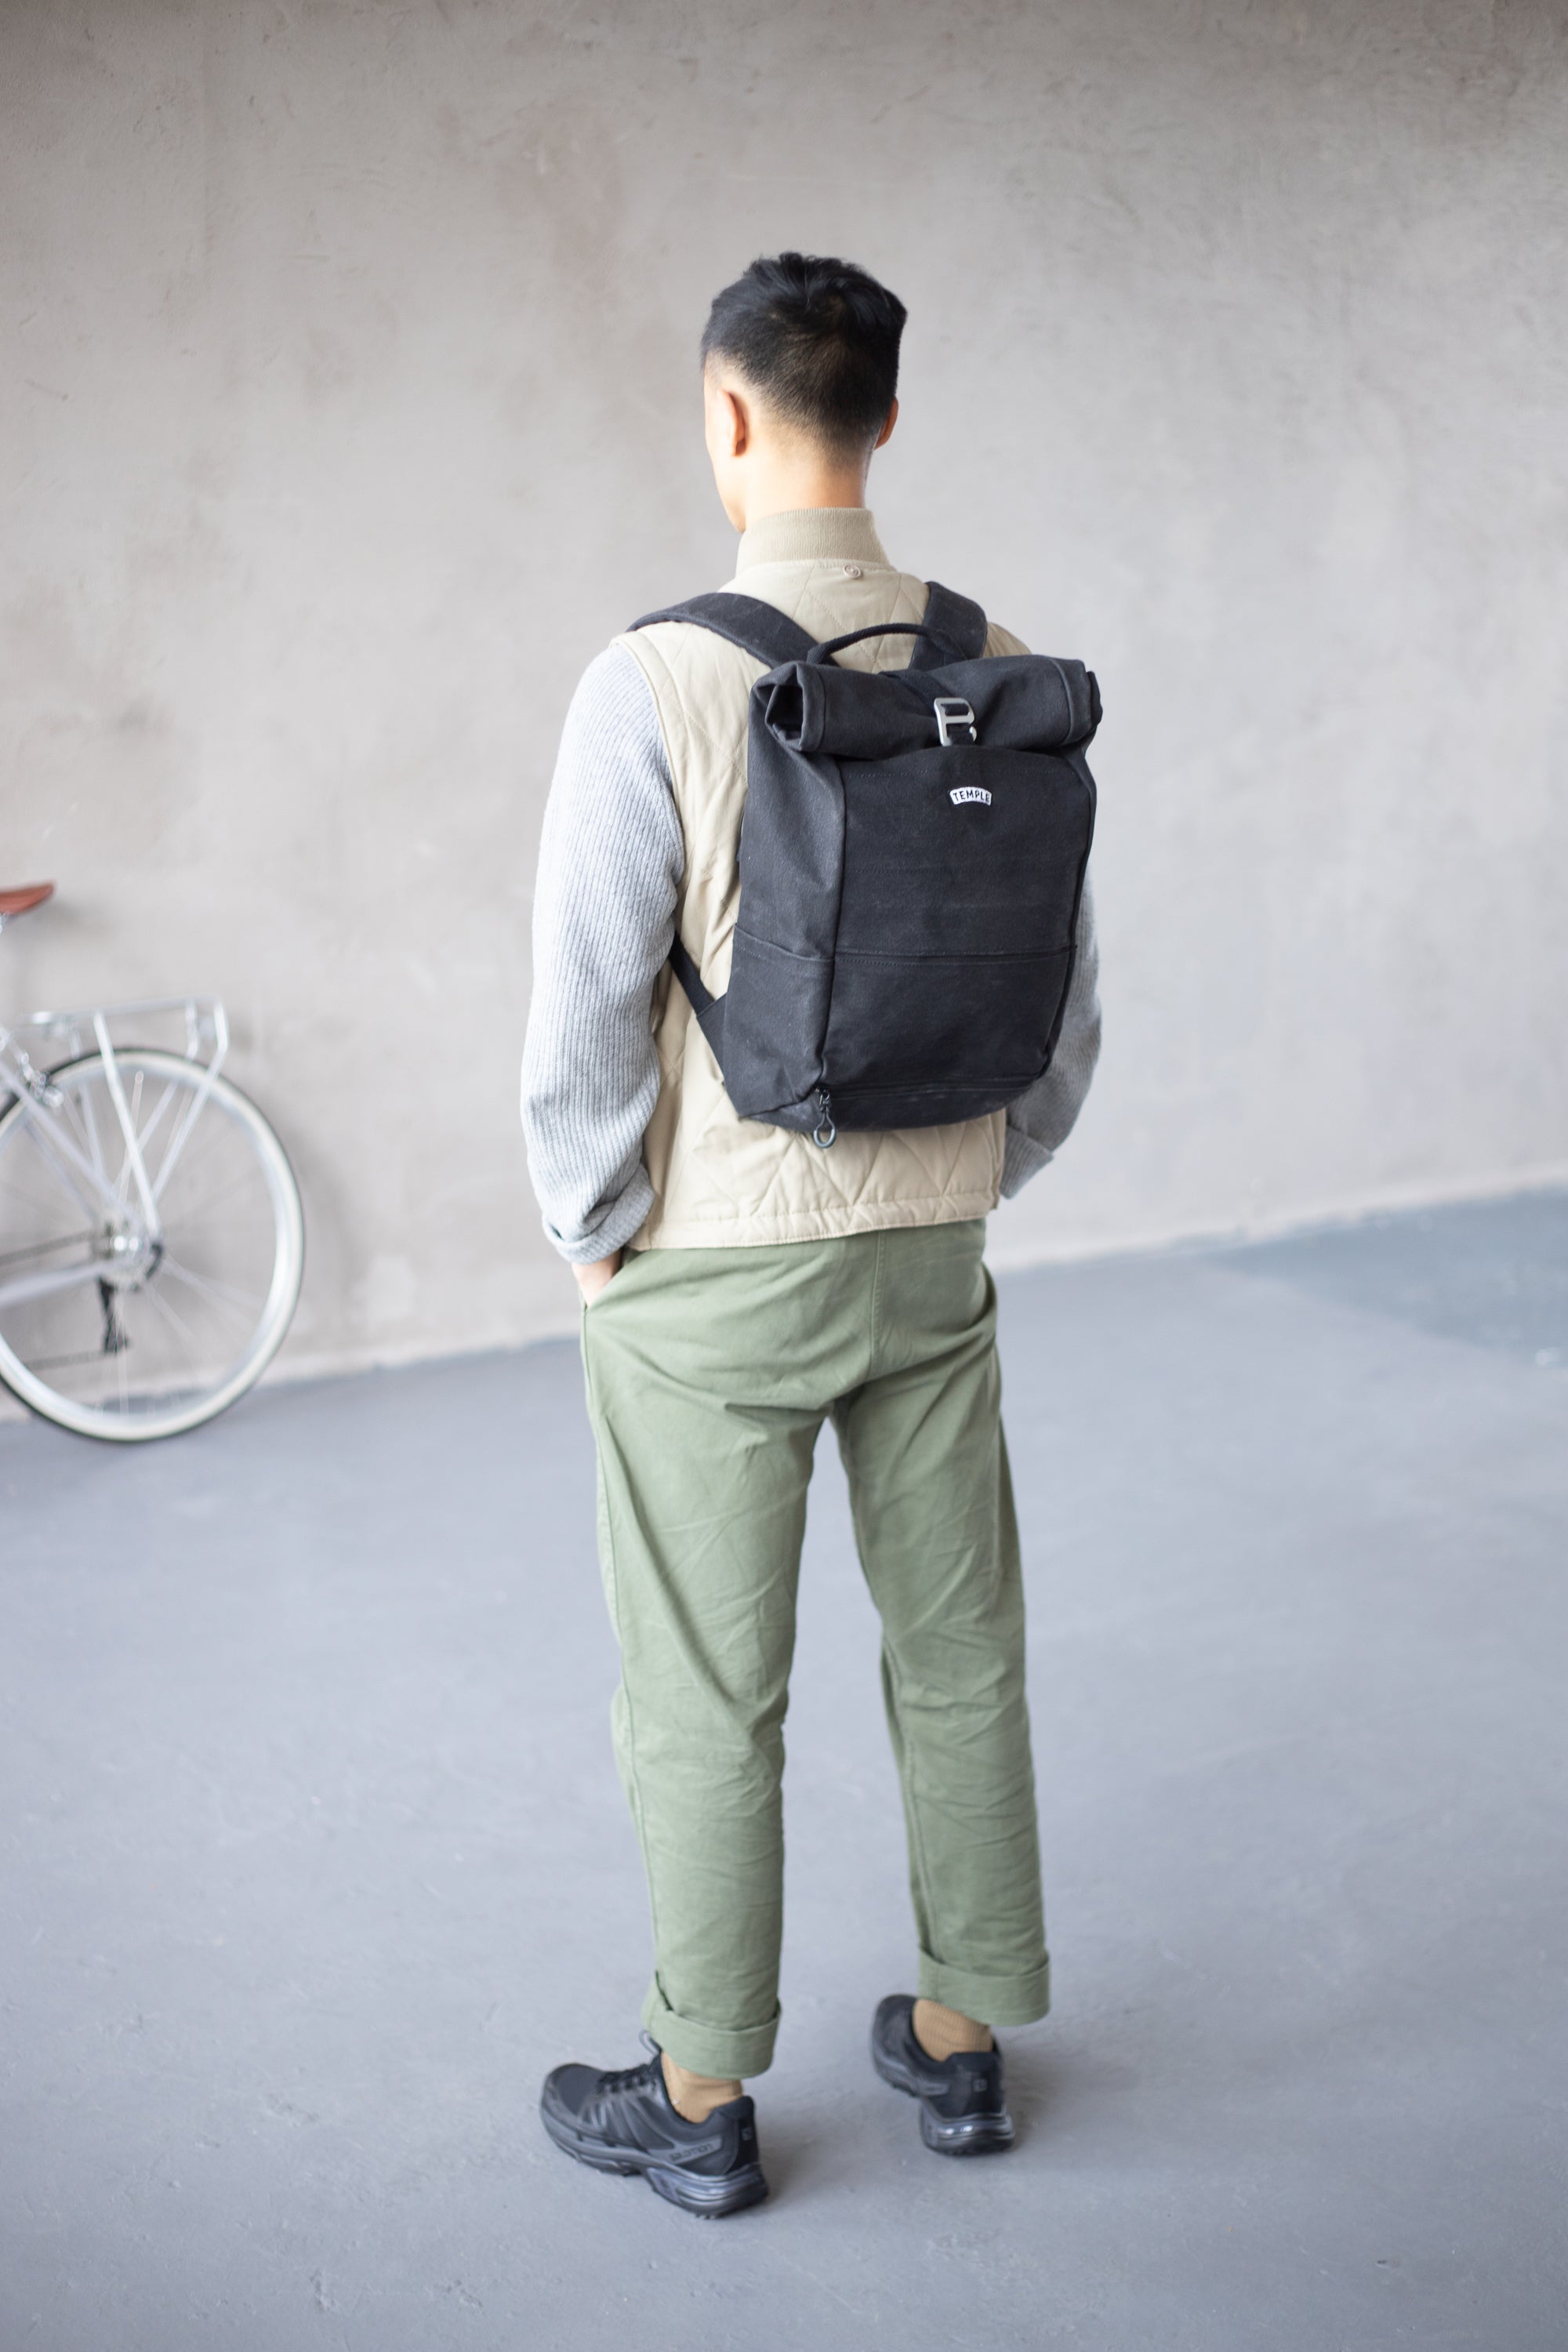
xmin=934 ymin=697 xmax=977 ymax=746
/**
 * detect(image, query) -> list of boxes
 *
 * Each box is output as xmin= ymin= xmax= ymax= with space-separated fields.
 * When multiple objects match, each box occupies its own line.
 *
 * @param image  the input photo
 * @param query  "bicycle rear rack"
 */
xmin=6 ymin=995 xmax=228 ymax=1074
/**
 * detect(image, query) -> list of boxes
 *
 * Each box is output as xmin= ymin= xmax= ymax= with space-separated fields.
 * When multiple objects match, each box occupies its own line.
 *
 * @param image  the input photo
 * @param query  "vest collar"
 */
xmin=735 ymin=507 xmax=892 ymax=572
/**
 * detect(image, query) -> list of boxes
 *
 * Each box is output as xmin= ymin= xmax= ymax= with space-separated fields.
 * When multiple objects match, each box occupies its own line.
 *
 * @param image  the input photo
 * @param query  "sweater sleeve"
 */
xmin=520 ymin=644 xmax=682 ymax=1261
xmin=1000 ymin=871 xmax=1102 ymax=1196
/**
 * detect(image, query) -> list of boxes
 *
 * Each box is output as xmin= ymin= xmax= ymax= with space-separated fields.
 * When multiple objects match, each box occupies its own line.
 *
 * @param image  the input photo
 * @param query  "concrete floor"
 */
xmin=2 ymin=1195 xmax=1566 ymax=2352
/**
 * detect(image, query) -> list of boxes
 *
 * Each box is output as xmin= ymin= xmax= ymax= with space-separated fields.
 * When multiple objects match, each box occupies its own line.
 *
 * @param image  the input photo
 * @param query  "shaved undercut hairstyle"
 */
xmin=701 ymin=252 xmax=906 ymax=457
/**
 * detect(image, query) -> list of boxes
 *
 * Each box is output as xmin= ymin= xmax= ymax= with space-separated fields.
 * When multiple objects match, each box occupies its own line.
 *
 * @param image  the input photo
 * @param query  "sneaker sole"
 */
xmin=539 ymin=2104 xmax=769 ymax=2217
xmin=919 ymin=2107 xmax=1016 ymax=2157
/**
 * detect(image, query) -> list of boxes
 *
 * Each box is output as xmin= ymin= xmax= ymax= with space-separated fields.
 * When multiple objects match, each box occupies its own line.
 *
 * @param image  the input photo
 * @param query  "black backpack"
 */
xmin=630 ymin=582 xmax=1098 ymax=1146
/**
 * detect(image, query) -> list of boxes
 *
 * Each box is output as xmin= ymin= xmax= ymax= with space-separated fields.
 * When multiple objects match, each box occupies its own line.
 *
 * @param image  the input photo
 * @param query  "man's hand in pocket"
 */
xmin=574 ymin=1250 xmax=622 ymax=1306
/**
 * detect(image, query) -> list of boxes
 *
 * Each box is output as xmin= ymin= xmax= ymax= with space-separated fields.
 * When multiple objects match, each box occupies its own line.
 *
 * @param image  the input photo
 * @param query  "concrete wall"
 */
xmin=4 ymin=0 xmax=1565 ymax=1374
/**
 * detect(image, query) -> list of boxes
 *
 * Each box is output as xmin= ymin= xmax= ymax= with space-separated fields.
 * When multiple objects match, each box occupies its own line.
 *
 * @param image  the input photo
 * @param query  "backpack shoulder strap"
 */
xmin=633 ymin=584 xmax=988 ymax=668
xmin=918 ymin=580 xmax=989 ymax=662
xmin=667 ymin=934 xmax=727 ymax=1063
xmin=629 ymin=592 xmax=815 ymax=671
xmin=630 ymin=592 xmax=811 ymax=1040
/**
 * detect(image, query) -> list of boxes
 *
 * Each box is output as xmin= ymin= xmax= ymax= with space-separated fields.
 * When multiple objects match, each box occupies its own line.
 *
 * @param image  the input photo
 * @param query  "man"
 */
xmin=521 ymin=252 xmax=1100 ymax=2216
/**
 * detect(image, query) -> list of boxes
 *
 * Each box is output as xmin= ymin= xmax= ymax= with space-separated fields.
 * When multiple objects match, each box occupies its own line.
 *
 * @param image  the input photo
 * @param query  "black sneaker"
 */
xmin=539 ymin=2034 xmax=768 ymax=2217
xmin=871 ymin=1994 xmax=1016 ymax=2156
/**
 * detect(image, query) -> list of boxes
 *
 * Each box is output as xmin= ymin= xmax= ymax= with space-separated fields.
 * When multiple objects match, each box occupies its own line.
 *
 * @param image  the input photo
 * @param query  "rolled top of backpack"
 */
xmin=758 ymin=655 xmax=1100 ymax=762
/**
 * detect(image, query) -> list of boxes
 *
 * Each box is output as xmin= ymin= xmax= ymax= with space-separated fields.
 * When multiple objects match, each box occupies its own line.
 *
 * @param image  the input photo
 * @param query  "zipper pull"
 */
xmin=811 ymin=1090 xmax=837 ymax=1149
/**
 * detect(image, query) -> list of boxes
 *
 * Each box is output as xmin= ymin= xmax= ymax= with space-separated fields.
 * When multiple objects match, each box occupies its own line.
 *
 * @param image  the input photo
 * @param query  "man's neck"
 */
xmin=733 ymin=465 xmax=870 ymax=534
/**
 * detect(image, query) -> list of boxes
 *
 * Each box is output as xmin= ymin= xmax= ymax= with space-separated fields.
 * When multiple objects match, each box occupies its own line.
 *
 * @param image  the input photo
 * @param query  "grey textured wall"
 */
xmin=4 ymin=0 xmax=1566 ymax=1374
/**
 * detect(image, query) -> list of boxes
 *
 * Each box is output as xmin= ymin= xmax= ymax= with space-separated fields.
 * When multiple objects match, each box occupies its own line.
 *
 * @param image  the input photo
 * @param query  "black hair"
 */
xmin=700 ymin=252 xmax=906 ymax=456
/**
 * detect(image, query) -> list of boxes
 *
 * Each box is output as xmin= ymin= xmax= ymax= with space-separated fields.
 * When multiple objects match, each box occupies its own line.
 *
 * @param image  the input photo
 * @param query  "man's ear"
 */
xmin=720 ymin=385 xmax=750 ymax=459
xmin=704 ymin=363 xmax=750 ymax=463
xmin=873 ymin=397 xmax=899 ymax=452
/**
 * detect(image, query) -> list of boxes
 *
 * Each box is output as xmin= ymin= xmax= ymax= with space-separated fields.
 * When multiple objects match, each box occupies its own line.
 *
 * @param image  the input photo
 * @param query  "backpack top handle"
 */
xmin=805 ymin=582 xmax=987 ymax=667
xmin=805 ymin=621 xmax=924 ymax=665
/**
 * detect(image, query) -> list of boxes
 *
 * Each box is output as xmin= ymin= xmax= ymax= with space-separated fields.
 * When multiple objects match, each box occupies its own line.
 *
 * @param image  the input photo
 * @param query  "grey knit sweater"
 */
xmin=521 ymin=644 xmax=1102 ymax=1263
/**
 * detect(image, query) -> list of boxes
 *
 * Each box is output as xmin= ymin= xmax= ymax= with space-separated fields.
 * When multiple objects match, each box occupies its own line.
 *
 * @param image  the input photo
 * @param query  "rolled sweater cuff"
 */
xmin=543 ymin=1167 xmax=655 ymax=1264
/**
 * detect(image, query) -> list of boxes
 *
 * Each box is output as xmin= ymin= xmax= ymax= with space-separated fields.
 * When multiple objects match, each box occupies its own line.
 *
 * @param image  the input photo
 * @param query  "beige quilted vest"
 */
xmin=619 ymin=507 xmax=1023 ymax=1251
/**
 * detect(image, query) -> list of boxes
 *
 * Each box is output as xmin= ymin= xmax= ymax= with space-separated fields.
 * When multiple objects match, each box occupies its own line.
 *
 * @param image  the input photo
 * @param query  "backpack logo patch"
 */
xmin=949 ymin=786 xmax=993 ymax=808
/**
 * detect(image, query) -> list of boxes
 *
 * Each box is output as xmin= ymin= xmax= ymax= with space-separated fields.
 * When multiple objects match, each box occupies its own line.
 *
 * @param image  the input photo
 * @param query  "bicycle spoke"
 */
xmin=136 ymin=1273 xmax=199 ymax=1351
xmin=112 ymin=1068 xmax=147 ymax=1201
xmin=158 ymin=1254 xmax=263 ymax=1316
xmin=160 ymin=1162 xmax=267 ymax=1230
xmin=0 ymin=1166 xmax=79 ymax=1218
xmin=24 ymin=1347 xmax=122 ymax=1373
xmin=151 ymin=1074 xmax=225 ymax=1205
xmin=62 ymin=1080 xmax=111 ymax=1169
xmin=11 ymin=1117 xmax=107 ymax=1225
xmin=142 ymin=1132 xmax=231 ymax=1227
xmin=0 ymin=1156 xmax=99 ymax=1221
xmin=0 ymin=1229 xmax=97 ymax=1269
xmin=80 ymin=1077 xmax=109 ymax=1189
xmin=134 ymin=1078 xmax=182 ymax=1171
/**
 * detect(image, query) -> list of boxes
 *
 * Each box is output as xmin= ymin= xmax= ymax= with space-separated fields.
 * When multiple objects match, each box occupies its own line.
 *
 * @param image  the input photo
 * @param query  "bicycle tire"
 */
xmin=0 ymin=1050 xmax=303 ymax=1443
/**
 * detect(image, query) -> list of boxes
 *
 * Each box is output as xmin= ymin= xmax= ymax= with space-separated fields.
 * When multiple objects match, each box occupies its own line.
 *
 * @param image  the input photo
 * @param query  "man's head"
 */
xmin=700 ymin=252 xmax=906 ymax=529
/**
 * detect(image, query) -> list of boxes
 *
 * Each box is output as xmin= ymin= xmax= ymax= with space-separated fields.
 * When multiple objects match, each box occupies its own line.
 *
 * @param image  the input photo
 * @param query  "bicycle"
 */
xmin=0 ymin=884 xmax=304 ymax=1442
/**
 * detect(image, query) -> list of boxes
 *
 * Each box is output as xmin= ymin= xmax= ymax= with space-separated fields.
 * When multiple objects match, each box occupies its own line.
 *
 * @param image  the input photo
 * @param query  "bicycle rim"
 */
xmin=0 ymin=1051 xmax=303 ymax=1441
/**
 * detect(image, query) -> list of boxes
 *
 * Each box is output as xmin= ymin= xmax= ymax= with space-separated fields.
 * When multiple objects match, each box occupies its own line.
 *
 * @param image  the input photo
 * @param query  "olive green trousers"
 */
xmin=579 ymin=1218 xmax=1049 ymax=2080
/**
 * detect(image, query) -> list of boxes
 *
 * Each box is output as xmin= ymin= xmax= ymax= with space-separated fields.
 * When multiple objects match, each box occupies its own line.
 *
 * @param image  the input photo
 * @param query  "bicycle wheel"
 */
xmin=0 ymin=1050 xmax=303 ymax=1441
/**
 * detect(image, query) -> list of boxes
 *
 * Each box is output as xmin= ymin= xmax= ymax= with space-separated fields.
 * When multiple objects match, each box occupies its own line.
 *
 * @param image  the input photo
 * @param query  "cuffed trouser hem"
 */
xmin=916 ymin=1949 xmax=1051 ymax=2028
xmin=641 ymin=1980 xmax=781 ymax=2081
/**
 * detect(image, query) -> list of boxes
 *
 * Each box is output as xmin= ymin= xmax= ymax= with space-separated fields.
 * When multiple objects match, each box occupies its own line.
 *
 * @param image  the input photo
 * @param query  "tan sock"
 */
xmin=662 ymin=2052 xmax=743 ymax=2122
xmin=912 ymin=1998 xmax=994 ymax=2062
